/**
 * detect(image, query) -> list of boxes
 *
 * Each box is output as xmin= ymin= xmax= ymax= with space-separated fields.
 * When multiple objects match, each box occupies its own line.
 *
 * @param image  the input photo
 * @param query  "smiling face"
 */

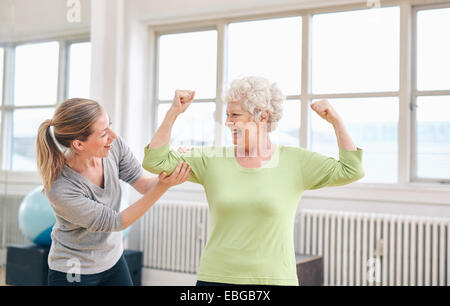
xmin=225 ymin=101 xmax=255 ymax=146
xmin=72 ymin=108 xmax=117 ymax=158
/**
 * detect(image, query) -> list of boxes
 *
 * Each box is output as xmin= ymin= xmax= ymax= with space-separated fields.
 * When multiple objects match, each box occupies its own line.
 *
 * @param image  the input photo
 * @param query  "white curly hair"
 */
xmin=225 ymin=76 xmax=285 ymax=132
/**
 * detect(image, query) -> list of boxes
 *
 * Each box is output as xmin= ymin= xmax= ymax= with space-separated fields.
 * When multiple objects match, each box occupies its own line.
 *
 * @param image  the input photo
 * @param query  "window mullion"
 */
xmin=215 ymin=21 xmax=227 ymax=147
xmin=398 ymin=1 xmax=413 ymax=184
xmin=1 ymin=45 xmax=15 ymax=170
xmin=58 ymin=40 xmax=68 ymax=102
xmin=300 ymin=14 xmax=311 ymax=149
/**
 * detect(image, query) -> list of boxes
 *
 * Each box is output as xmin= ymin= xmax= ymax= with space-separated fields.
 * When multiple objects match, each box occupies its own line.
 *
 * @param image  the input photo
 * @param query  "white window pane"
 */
xmin=157 ymin=102 xmax=215 ymax=147
xmin=12 ymin=108 xmax=55 ymax=171
xmin=228 ymin=17 xmax=302 ymax=96
xmin=417 ymin=96 xmax=450 ymax=179
xmin=14 ymin=42 xmax=59 ymax=106
xmin=0 ymin=48 xmax=4 ymax=106
xmin=158 ymin=31 xmax=217 ymax=100
xmin=68 ymin=42 xmax=91 ymax=98
xmin=271 ymin=100 xmax=300 ymax=146
xmin=312 ymin=7 xmax=399 ymax=94
xmin=311 ymin=97 xmax=398 ymax=183
xmin=417 ymin=8 xmax=450 ymax=91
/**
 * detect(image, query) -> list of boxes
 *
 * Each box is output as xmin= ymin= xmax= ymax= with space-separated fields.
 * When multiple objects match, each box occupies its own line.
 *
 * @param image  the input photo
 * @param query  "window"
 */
xmin=158 ymin=31 xmax=217 ymax=100
xmin=68 ymin=41 xmax=91 ymax=98
xmin=310 ymin=7 xmax=400 ymax=183
xmin=152 ymin=3 xmax=450 ymax=186
xmin=0 ymin=38 xmax=91 ymax=172
xmin=11 ymin=42 xmax=59 ymax=170
xmin=414 ymin=7 xmax=450 ymax=181
xmin=228 ymin=17 xmax=302 ymax=96
xmin=228 ymin=17 xmax=302 ymax=146
xmin=157 ymin=102 xmax=216 ymax=147
xmin=416 ymin=8 xmax=450 ymax=91
xmin=156 ymin=30 xmax=217 ymax=146
xmin=311 ymin=98 xmax=399 ymax=183
xmin=312 ymin=7 xmax=399 ymax=94
xmin=416 ymin=96 xmax=450 ymax=180
xmin=14 ymin=42 xmax=59 ymax=106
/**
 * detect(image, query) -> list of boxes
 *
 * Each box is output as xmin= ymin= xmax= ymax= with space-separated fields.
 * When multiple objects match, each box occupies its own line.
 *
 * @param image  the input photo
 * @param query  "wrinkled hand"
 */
xmin=169 ymin=90 xmax=195 ymax=116
xmin=310 ymin=99 xmax=342 ymax=126
xmin=157 ymin=161 xmax=191 ymax=188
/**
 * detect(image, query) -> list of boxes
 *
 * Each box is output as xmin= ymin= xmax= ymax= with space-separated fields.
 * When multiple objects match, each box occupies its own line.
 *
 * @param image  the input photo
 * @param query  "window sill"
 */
xmin=167 ymin=180 xmax=450 ymax=206
xmin=2 ymin=171 xmax=449 ymax=206
xmin=0 ymin=171 xmax=43 ymax=196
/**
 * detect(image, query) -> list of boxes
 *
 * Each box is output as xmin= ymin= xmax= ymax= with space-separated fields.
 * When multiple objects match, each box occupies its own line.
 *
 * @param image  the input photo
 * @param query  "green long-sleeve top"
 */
xmin=143 ymin=143 xmax=364 ymax=285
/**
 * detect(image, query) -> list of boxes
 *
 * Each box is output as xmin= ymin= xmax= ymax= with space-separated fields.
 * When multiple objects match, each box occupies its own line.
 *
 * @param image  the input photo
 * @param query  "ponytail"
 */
xmin=36 ymin=120 xmax=66 ymax=192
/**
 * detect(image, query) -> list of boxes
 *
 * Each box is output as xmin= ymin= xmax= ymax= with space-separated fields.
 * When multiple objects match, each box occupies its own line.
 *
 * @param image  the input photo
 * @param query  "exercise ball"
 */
xmin=18 ymin=186 xmax=131 ymax=246
xmin=18 ymin=186 xmax=55 ymax=246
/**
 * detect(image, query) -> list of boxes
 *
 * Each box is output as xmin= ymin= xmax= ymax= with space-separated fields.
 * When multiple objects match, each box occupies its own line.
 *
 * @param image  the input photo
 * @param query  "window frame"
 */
xmin=0 ymin=34 xmax=90 ymax=179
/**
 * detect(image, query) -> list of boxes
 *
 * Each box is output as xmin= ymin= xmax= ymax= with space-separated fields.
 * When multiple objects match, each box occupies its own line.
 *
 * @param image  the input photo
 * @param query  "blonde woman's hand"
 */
xmin=177 ymin=147 xmax=193 ymax=154
xmin=169 ymin=90 xmax=195 ymax=116
xmin=157 ymin=161 xmax=191 ymax=189
xmin=310 ymin=99 xmax=343 ymax=126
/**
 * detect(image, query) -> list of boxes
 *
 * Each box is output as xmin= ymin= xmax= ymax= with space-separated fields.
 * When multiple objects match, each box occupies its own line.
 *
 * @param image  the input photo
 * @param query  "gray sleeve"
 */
xmin=46 ymin=186 xmax=122 ymax=233
xmin=116 ymin=137 xmax=143 ymax=185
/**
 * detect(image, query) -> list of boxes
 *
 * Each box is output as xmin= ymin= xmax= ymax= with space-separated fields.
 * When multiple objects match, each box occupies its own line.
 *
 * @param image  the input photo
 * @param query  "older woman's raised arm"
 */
xmin=147 ymin=90 xmax=194 ymax=150
xmin=300 ymin=99 xmax=364 ymax=190
xmin=310 ymin=99 xmax=357 ymax=151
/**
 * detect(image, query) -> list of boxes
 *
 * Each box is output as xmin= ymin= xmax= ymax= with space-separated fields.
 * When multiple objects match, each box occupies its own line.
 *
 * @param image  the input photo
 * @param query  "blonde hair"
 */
xmin=36 ymin=98 xmax=103 ymax=191
xmin=225 ymin=76 xmax=285 ymax=132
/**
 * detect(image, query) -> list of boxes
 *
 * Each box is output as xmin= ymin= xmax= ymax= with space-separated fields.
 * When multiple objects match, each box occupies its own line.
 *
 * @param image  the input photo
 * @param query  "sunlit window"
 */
xmin=312 ymin=7 xmax=399 ymax=94
xmin=68 ymin=41 xmax=91 ymax=98
xmin=228 ymin=17 xmax=302 ymax=96
xmin=158 ymin=102 xmax=216 ymax=147
xmin=415 ymin=8 xmax=450 ymax=181
xmin=158 ymin=31 xmax=217 ymax=100
xmin=1 ymin=39 xmax=91 ymax=171
xmin=14 ymin=41 xmax=59 ymax=106
xmin=311 ymin=98 xmax=399 ymax=183
xmin=416 ymin=8 xmax=450 ymax=91
xmin=12 ymin=108 xmax=55 ymax=171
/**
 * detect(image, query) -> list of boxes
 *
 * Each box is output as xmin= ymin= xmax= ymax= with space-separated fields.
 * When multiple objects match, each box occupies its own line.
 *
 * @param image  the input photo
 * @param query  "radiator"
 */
xmin=141 ymin=201 xmax=450 ymax=286
xmin=1 ymin=194 xmax=28 ymax=248
xmin=140 ymin=200 xmax=209 ymax=274
xmin=295 ymin=209 xmax=450 ymax=286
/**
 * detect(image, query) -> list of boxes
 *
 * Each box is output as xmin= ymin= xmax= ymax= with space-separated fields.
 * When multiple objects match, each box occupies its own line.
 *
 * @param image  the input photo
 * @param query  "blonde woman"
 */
xmin=36 ymin=98 xmax=190 ymax=286
xmin=143 ymin=76 xmax=364 ymax=286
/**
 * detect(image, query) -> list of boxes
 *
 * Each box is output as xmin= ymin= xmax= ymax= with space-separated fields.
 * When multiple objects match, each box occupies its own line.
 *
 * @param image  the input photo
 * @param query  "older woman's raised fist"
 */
xmin=310 ymin=99 xmax=343 ymax=126
xmin=169 ymin=89 xmax=195 ymax=115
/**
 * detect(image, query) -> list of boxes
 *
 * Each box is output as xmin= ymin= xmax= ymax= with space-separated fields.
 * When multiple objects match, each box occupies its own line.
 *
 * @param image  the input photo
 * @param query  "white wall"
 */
xmin=0 ymin=0 xmax=91 ymax=43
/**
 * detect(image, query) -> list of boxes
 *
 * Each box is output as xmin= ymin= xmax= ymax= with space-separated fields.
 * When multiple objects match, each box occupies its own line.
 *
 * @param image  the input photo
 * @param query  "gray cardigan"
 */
xmin=45 ymin=136 xmax=143 ymax=274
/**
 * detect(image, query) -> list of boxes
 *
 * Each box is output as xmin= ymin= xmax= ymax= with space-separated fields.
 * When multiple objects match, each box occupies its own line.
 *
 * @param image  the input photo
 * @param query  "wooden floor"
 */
xmin=0 ymin=266 xmax=8 ymax=286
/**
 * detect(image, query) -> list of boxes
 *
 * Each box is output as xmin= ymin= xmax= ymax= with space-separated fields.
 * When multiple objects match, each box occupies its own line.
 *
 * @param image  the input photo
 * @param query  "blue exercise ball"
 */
xmin=18 ymin=185 xmax=131 ymax=246
xmin=18 ymin=186 xmax=55 ymax=246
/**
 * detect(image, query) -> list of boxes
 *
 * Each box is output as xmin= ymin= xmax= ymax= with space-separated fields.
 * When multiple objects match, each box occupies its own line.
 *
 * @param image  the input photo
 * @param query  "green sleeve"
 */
xmin=142 ymin=143 xmax=207 ymax=185
xmin=301 ymin=147 xmax=365 ymax=190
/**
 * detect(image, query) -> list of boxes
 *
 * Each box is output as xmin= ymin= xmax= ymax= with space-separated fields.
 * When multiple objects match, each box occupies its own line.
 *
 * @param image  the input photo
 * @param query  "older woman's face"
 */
xmin=225 ymin=101 xmax=256 ymax=146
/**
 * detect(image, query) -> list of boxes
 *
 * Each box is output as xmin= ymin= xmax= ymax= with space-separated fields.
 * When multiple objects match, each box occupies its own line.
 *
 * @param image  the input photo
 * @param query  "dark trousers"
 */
xmin=47 ymin=254 xmax=133 ymax=286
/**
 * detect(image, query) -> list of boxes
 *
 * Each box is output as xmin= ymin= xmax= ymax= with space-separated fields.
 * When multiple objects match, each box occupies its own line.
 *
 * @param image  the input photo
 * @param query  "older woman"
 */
xmin=143 ymin=76 xmax=364 ymax=286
